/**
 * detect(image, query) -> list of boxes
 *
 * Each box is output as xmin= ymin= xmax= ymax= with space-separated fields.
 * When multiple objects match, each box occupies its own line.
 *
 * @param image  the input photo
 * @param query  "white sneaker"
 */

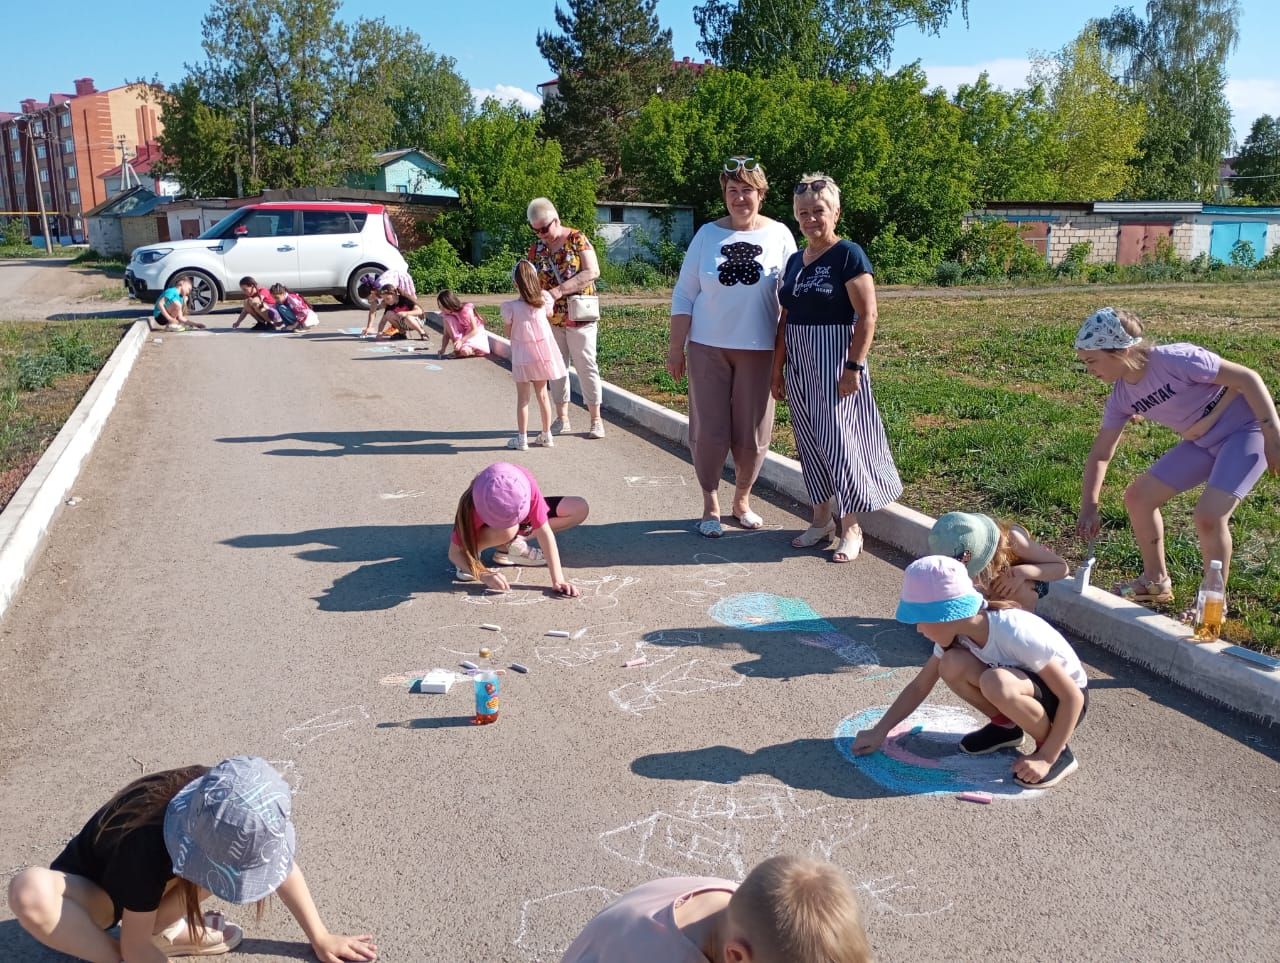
xmin=507 ymin=434 xmax=529 ymax=451
xmin=588 ymin=419 xmax=606 ymax=439
xmin=550 ymin=417 xmax=572 ymax=435
xmin=532 ymin=431 xmax=555 ymax=447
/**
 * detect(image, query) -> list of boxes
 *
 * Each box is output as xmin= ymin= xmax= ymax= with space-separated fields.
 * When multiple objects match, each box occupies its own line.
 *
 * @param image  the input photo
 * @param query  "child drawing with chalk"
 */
xmin=436 ymin=289 xmax=489 ymax=358
xmin=449 ymin=462 xmax=588 ymax=597
xmin=852 ymin=556 xmax=1089 ymax=788
xmin=929 ymin=512 xmax=1069 ymax=611
xmin=560 ymin=854 xmax=871 ymax=963
xmin=1075 ymin=307 xmax=1280 ymax=605
xmin=7 ymin=756 xmax=377 ymax=962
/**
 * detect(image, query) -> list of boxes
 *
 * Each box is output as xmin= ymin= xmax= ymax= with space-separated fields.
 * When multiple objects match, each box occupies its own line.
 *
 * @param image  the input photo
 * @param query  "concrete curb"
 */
xmin=451 ymin=315 xmax=1280 ymax=722
xmin=0 ymin=320 xmax=150 ymax=622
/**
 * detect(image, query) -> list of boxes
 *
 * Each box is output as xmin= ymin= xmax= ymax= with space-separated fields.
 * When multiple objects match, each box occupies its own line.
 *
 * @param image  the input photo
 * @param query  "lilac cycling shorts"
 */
xmin=1148 ymin=397 xmax=1267 ymax=500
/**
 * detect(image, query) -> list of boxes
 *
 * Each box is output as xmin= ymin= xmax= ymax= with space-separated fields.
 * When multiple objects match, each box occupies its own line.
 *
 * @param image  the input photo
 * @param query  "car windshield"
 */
xmin=198 ymin=210 xmax=245 ymax=240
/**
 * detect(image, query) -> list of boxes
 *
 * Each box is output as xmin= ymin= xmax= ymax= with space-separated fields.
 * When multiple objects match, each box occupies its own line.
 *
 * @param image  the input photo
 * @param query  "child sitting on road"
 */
xmin=151 ymin=277 xmax=203 ymax=331
xmin=374 ymin=285 xmax=428 ymax=340
xmin=929 ymin=512 xmax=1070 ymax=611
xmin=6 ymin=756 xmax=377 ymax=963
xmin=270 ymin=283 xmax=320 ymax=331
xmin=358 ymin=270 xmax=417 ymax=336
xmin=448 ymin=462 xmax=587 ymax=597
xmin=232 ymin=276 xmax=280 ymax=329
xmin=560 ymin=854 xmax=871 ymax=963
xmin=437 ymin=289 xmax=489 ymax=358
xmin=853 ymin=555 xmax=1089 ymax=788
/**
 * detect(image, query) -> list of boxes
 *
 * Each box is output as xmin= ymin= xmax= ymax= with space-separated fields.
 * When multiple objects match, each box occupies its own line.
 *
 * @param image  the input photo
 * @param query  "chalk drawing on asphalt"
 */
xmin=422 ymin=362 xmax=443 ymax=371
xmin=681 ymin=553 xmax=750 ymax=588
xmin=362 ymin=346 xmax=394 ymax=353
xmin=514 ymin=886 xmax=619 ymax=962
xmin=609 ymin=659 xmax=744 ymax=716
xmin=624 ymin=475 xmax=687 ymax=487
xmin=282 ymin=705 xmax=370 ymax=748
xmin=571 ymin=572 xmax=641 ymax=611
xmin=834 ymin=705 xmax=1044 ymax=799
xmin=535 ymin=621 xmax=645 ymax=668
xmin=266 ymin=759 xmax=303 ymax=798
xmin=710 ymin=592 xmax=885 ymax=678
xmin=379 ymin=489 xmax=428 ymax=500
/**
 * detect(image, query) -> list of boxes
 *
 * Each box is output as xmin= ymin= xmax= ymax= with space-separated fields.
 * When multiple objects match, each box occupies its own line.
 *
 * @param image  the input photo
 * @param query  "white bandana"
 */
xmin=1074 ymin=307 xmax=1142 ymax=351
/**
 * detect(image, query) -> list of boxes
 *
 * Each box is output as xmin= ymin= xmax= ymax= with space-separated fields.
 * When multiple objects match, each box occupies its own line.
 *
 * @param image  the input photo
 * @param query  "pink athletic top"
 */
xmin=559 ymin=876 xmax=738 ymax=963
xmin=1101 ymin=343 xmax=1228 ymax=434
xmin=450 ymin=464 xmax=549 ymax=545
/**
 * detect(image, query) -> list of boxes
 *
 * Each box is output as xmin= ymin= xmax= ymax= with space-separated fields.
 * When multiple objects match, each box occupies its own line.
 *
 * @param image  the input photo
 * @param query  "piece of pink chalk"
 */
xmin=956 ymin=791 xmax=993 ymax=804
xmin=623 ymin=657 xmax=647 ymax=668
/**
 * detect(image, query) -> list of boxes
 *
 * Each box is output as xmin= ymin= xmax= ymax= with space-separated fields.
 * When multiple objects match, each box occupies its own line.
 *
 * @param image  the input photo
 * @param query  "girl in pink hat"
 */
xmin=448 ymin=462 xmax=588 ymax=595
xmin=852 ymin=555 xmax=1089 ymax=789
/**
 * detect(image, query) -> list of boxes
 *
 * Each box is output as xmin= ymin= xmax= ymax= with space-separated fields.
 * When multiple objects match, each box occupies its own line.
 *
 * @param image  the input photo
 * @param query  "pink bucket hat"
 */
xmin=895 ymin=555 xmax=984 ymax=624
xmin=471 ymin=463 xmax=531 ymax=529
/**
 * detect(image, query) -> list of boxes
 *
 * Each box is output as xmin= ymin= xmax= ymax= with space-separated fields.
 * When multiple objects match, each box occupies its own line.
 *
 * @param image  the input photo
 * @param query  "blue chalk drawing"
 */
xmin=834 ymin=705 xmax=1042 ymax=798
xmin=709 ymin=592 xmax=886 ymax=676
xmin=422 ymin=363 xmax=442 ymax=371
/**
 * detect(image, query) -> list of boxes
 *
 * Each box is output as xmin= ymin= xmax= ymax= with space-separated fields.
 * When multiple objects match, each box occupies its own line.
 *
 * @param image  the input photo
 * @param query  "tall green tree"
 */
xmin=1232 ymin=115 xmax=1280 ymax=203
xmin=387 ymin=49 xmax=473 ymax=156
xmin=952 ymin=75 xmax=1055 ymax=202
xmin=1031 ymin=29 xmax=1146 ymax=200
xmin=154 ymin=0 xmax=446 ymax=195
xmin=1092 ymin=0 xmax=1239 ymax=199
xmin=693 ymin=0 xmax=968 ymax=79
xmin=537 ymin=0 xmax=684 ymax=194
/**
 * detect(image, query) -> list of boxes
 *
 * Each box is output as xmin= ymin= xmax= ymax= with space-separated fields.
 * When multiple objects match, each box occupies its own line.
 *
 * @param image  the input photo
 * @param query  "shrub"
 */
xmin=405 ymin=238 xmax=469 ymax=294
xmin=950 ymin=220 xmax=1047 ymax=282
xmin=465 ymin=248 xmax=523 ymax=294
xmin=1230 ymin=239 xmax=1258 ymax=268
xmin=2 ymin=219 xmax=25 ymax=247
xmin=868 ymin=225 xmax=937 ymax=285
xmin=49 ymin=331 xmax=99 ymax=373
xmin=933 ymin=260 xmax=964 ymax=287
xmin=15 ymin=351 xmax=68 ymax=391
xmin=1056 ymin=241 xmax=1092 ymax=279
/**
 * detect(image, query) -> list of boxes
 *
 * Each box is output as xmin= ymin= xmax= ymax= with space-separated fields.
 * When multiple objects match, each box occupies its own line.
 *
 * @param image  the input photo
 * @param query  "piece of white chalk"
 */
xmin=623 ymin=657 xmax=648 ymax=668
xmin=956 ymin=791 xmax=993 ymax=804
xmin=460 ymin=660 xmax=479 ymax=670
xmin=480 ymin=623 xmax=501 ymax=631
xmin=545 ymin=630 xmax=571 ymax=638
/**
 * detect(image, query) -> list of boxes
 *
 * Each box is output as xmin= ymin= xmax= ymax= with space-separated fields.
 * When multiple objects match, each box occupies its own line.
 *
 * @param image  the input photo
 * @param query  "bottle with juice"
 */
xmin=473 ymin=670 xmax=500 ymax=725
xmin=1192 ymin=560 xmax=1226 ymax=642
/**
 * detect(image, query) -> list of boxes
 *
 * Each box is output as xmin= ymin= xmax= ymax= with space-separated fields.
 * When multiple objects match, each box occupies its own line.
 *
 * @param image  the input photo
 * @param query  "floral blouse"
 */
xmin=528 ymin=229 xmax=597 ymax=326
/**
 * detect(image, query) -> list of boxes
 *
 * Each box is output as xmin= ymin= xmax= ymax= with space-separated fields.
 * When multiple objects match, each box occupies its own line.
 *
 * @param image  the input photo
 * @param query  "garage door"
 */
xmin=1116 ymin=223 xmax=1173 ymax=265
xmin=1209 ymin=221 xmax=1267 ymax=264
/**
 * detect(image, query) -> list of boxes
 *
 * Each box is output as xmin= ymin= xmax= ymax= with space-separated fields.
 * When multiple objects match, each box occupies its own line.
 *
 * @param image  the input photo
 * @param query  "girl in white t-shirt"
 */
xmin=852 ymin=555 xmax=1089 ymax=789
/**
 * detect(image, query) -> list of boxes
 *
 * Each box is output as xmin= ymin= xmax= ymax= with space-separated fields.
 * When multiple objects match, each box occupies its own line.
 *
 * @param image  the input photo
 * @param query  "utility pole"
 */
xmin=25 ymin=122 xmax=53 ymax=253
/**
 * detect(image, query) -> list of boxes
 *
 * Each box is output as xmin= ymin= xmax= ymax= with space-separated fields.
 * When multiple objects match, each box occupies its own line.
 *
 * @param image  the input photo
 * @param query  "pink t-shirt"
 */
xmin=450 ymin=464 xmax=549 ymax=545
xmin=443 ymin=303 xmax=488 ymax=353
xmin=559 ymin=876 xmax=737 ymax=963
xmin=1101 ymin=343 xmax=1227 ymax=434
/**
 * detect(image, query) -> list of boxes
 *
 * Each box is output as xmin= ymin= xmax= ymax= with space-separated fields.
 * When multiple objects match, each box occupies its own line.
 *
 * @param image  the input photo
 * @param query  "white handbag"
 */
xmin=550 ymin=259 xmax=600 ymax=326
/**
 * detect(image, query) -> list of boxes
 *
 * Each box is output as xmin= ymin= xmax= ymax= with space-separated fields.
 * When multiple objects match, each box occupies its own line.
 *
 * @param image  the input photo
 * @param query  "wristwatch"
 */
xmin=844 ymin=360 xmax=866 ymax=373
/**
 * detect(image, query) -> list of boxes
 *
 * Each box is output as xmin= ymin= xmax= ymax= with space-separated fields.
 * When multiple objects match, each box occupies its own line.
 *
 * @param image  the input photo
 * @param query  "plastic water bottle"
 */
xmin=473 ymin=670 xmax=500 ymax=725
xmin=1192 ymin=560 xmax=1226 ymax=642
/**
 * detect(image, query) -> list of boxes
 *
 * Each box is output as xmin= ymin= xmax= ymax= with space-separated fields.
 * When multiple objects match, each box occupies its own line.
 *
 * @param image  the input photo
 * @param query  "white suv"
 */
xmin=124 ymin=201 xmax=410 ymax=315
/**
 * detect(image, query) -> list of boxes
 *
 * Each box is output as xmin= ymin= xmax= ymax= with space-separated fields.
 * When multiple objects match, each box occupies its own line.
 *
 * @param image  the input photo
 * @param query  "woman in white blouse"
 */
xmin=667 ymin=157 xmax=797 ymax=537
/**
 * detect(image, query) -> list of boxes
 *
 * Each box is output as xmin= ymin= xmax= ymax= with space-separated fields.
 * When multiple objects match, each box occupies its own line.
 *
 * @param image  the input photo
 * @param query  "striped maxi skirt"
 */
xmin=783 ymin=322 xmax=903 ymax=515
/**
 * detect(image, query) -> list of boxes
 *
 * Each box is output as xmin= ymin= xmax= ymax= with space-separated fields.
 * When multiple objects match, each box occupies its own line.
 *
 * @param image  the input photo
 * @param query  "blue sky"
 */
xmin=6 ymin=1 xmax=1278 ymax=139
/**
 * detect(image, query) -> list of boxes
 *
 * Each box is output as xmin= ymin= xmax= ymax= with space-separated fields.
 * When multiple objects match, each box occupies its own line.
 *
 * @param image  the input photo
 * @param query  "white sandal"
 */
xmin=832 ymin=526 xmax=863 ymax=562
xmin=792 ymin=519 xmax=836 ymax=548
xmin=733 ymin=510 xmax=764 ymax=530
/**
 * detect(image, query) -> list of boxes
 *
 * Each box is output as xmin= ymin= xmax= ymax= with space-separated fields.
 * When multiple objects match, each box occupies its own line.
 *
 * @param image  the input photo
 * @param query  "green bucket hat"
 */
xmin=928 ymin=512 xmax=1000 ymax=578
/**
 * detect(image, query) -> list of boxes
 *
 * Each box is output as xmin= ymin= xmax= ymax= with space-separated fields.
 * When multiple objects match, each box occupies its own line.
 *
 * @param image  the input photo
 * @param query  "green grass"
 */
xmin=70 ymin=249 xmax=127 ymax=277
xmin=0 ymin=320 xmax=128 ymax=511
xmin=0 ymin=244 xmax=55 ymax=259
xmin=592 ymin=285 xmax=1280 ymax=652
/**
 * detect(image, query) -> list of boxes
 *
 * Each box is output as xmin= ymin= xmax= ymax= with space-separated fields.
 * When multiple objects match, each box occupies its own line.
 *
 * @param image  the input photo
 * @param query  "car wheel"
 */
xmin=347 ymin=264 xmax=387 ymax=311
xmin=169 ymin=269 xmax=218 ymax=315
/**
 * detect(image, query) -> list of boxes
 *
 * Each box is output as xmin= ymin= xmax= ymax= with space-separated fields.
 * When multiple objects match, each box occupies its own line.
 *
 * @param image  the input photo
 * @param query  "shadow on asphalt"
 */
xmin=377 ymin=716 xmax=474 ymax=729
xmin=228 ymin=937 xmax=315 ymax=958
xmin=215 ymin=429 xmax=512 ymax=456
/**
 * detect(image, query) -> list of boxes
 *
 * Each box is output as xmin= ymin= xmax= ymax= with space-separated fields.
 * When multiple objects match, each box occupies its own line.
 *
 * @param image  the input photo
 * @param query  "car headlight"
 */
xmin=136 ymin=248 xmax=172 ymax=265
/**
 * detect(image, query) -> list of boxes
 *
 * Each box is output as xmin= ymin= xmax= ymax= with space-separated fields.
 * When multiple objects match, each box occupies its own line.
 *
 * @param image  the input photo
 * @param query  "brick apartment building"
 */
xmin=0 ymin=78 xmax=163 ymax=245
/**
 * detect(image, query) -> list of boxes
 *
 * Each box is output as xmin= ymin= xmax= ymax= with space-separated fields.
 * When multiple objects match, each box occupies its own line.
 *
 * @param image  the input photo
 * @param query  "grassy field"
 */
xmin=527 ymin=284 xmax=1280 ymax=651
xmin=0 ymin=320 xmax=129 ymax=511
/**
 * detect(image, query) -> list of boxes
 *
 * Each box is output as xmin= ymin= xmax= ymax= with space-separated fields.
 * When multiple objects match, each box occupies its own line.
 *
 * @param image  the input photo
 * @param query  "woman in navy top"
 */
xmin=773 ymin=173 xmax=902 ymax=561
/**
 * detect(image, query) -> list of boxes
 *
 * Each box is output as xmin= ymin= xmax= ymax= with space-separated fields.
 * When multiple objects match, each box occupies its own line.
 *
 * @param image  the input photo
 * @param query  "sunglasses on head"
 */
xmin=723 ymin=156 xmax=760 ymax=174
xmin=794 ymin=179 xmax=830 ymax=195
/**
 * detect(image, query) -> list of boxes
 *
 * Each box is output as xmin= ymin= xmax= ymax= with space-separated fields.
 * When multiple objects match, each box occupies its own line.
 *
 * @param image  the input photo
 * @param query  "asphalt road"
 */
xmin=0 ymin=300 xmax=1278 ymax=962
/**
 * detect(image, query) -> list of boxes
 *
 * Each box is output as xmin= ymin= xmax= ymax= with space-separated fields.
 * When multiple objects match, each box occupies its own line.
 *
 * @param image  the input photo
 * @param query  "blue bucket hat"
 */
xmin=163 ymin=756 xmax=296 ymax=903
xmin=896 ymin=555 xmax=984 ymax=624
xmin=929 ymin=512 xmax=1000 ymax=578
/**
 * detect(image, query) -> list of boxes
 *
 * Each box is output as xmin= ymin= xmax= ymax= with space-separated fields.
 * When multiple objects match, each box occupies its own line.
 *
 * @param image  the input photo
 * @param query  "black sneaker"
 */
xmin=1015 ymin=746 xmax=1079 ymax=789
xmin=960 ymin=722 xmax=1025 ymax=755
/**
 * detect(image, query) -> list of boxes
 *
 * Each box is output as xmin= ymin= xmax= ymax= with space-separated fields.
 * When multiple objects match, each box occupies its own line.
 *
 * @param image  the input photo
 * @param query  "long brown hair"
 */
xmin=97 ymin=765 xmax=210 ymax=939
xmin=437 ymin=289 xmax=463 ymax=312
xmin=454 ymin=487 xmax=489 ymax=578
xmin=513 ymin=260 xmax=543 ymax=306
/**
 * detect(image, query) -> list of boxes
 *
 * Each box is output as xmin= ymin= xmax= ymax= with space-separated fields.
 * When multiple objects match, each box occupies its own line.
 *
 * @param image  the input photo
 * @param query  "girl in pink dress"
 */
xmin=501 ymin=261 xmax=567 ymax=450
xmin=437 ymin=290 xmax=489 ymax=358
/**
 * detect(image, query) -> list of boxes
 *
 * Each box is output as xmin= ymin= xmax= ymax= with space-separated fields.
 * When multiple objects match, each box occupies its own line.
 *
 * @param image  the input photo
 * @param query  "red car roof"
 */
xmin=252 ymin=201 xmax=385 ymax=213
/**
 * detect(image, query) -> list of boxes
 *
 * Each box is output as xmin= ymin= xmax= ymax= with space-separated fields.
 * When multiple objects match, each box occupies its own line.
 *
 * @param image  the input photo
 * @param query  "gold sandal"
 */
xmin=1112 ymin=574 xmax=1173 ymax=603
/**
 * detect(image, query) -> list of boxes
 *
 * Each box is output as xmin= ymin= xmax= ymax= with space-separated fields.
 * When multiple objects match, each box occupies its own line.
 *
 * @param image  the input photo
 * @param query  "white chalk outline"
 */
xmin=623 ymin=475 xmax=687 ymax=487
xmin=514 ymin=886 xmax=619 ymax=961
xmin=681 ymin=553 xmax=749 ymax=588
xmin=281 ymin=705 xmax=369 ymax=747
xmin=379 ymin=489 xmax=428 ymax=500
xmin=608 ymin=658 xmax=745 ymax=716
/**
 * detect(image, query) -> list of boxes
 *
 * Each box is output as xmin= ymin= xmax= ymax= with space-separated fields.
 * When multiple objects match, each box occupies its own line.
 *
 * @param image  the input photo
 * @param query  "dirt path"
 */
xmin=0 ymin=257 xmax=137 ymax=321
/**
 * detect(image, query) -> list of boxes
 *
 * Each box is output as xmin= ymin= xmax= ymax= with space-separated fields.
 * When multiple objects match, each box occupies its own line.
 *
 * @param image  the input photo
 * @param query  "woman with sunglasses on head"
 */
xmin=668 ymin=157 xmax=798 ymax=537
xmin=772 ymin=173 xmax=902 ymax=561
xmin=526 ymin=197 xmax=606 ymax=439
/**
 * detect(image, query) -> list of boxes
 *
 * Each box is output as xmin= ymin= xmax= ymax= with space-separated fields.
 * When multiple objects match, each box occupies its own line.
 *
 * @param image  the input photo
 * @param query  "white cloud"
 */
xmin=471 ymin=84 xmax=543 ymax=113
xmin=1226 ymin=77 xmax=1280 ymax=141
xmin=922 ymin=58 xmax=1033 ymax=95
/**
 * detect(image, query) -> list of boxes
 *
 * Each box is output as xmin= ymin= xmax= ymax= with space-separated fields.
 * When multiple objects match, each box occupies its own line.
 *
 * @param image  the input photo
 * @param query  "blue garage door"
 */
xmin=1210 ymin=221 xmax=1268 ymax=264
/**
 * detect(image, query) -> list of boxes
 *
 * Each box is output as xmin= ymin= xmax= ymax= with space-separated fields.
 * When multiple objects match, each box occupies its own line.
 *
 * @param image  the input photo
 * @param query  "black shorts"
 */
xmin=50 ymin=848 xmax=123 ymax=927
xmin=517 ymin=497 xmax=565 ymax=537
xmin=1024 ymin=669 xmax=1088 ymax=728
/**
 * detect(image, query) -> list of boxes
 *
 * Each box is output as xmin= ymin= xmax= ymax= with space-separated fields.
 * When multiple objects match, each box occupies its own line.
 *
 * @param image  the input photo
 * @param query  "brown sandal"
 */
xmin=1112 ymin=574 xmax=1174 ymax=604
